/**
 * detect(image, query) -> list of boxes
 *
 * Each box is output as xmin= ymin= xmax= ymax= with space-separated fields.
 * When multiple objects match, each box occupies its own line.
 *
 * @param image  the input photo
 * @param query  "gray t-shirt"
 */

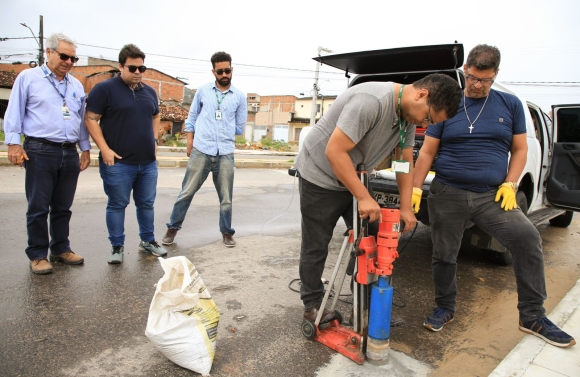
xmin=295 ymin=82 xmax=416 ymax=190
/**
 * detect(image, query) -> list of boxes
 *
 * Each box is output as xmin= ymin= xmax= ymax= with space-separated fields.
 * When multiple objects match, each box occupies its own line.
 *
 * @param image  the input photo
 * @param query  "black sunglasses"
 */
xmin=53 ymin=49 xmax=79 ymax=63
xmin=126 ymin=65 xmax=147 ymax=73
xmin=215 ymin=68 xmax=232 ymax=75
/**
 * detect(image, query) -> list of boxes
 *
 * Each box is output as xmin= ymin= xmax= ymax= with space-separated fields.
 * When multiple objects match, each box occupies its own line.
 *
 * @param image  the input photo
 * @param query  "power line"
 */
xmin=74 ymin=42 xmax=343 ymax=75
xmin=503 ymin=81 xmax=580 ymax=87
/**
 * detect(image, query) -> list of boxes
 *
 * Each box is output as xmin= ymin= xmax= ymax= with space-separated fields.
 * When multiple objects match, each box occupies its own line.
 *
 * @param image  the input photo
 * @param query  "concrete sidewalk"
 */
xmin=490 ymin=278 xmax=580 ymax=377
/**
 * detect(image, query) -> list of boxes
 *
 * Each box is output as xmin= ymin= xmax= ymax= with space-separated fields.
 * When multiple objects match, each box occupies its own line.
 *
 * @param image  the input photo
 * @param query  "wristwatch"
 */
xmin=503 ymin=181 xmax=518 ymax=192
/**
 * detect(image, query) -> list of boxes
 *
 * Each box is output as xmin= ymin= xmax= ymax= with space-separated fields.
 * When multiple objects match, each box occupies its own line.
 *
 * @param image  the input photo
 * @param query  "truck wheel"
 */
xmin=516 ymin=191 xmax=529 ymax=215
xmin=549 ymin=211 xmax=574 ymax=227
xmin=483 ymin=248 xmax=513 ymax=265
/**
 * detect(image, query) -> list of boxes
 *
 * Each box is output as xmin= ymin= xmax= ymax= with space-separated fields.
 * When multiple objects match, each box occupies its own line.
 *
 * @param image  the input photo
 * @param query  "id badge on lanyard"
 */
xmin=214 ymin=88 xmax=227 ymax=121
xmin=394 ymin=84 xmax=411 ymax=174
xmin=42 ymin=66 xmax=71 ymax=120
xmin=62 ymin=105 xmax=71 ymax=120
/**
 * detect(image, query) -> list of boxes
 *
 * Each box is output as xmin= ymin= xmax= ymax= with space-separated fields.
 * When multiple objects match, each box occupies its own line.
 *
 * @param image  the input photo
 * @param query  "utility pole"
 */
xmin=309 ymin=46 xmax=333 ymax=127
xmin=38 ymin=15 xmax=44 ymax=65
xmin=20 ymin=15 xmax=44 ymax=66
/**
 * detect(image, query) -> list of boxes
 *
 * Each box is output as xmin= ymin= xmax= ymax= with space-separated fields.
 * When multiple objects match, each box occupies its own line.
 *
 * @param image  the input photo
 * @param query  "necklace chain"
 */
xmin=464 ymin=91 xmax=489 ymax=133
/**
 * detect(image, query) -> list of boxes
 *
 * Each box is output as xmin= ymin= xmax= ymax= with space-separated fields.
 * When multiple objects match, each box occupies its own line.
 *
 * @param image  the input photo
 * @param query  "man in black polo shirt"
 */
xmin=85 ymin=43 xmax=167 ymax=264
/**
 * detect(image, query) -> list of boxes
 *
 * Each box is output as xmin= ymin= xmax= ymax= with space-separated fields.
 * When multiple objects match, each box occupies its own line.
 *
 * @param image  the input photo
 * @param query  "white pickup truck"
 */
xmin=312 ymin=43 xmax=580 ymax=264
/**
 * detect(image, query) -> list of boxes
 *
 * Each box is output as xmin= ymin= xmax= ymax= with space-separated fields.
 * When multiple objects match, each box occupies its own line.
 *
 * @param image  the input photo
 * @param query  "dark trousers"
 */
xmin=427 ymin=178 xmax=547 ymax=322
xmin=299 ymin=177 xmax=355 ymax=310
xmin=23 ymin=139 xmax=80 ymax=260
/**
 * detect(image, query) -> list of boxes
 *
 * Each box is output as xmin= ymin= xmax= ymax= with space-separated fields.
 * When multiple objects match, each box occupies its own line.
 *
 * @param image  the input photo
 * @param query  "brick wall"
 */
xmin=0 ymin=64 xmax=185 ymax=102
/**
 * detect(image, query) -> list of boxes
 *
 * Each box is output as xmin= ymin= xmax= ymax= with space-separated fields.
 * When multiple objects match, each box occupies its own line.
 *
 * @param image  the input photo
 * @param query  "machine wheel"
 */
xmin=301 ymin=320 xmax=316 ymax=340
xmin=549 ymin=211 xmax=574 ymax=228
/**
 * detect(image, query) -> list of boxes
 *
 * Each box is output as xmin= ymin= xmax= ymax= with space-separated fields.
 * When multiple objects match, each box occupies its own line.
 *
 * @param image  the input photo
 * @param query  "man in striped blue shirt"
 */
xmin=162 ymin=51 xmax=247 ymax=247
xmin=4 ymin=33 xmax=90 ymax=274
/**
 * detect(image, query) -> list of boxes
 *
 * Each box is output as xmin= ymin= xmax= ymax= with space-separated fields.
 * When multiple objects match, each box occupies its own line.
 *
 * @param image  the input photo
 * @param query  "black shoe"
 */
xmin=304 ymin=307 xmax=338 ymax=324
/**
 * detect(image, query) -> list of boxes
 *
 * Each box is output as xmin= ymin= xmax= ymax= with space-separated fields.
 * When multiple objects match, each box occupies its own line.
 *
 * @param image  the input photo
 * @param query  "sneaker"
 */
xmin=30 ymin=258 xmax=53 ymax=275
xmin=108 ymin=246 xmax=124 ymax=264
xmin=424 ymin=307 xmax=455 ymax=332
xmin=162 ymin=228 xmax=178 ymax=245
xmin=139 ymin=240 xmax=167 ymax=257
xmin=223 ymin=234 xmax=236 ymax=248
xmin=51 ymin=250 xmax=84 ymax=265
xmin=519 ymin=317 xmax=576 ymax=347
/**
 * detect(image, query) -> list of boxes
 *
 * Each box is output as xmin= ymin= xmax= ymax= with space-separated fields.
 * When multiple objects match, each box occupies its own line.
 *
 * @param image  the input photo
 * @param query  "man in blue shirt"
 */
xmin=85 ymin=44 xmax=166 ymax=264
xmin=413 ymin=44 xmax=575 ymax=347
xmin=162 ymin=51 xmax=247 ymax=247
xmin=4 ymin=33 xmax=90 ymax=275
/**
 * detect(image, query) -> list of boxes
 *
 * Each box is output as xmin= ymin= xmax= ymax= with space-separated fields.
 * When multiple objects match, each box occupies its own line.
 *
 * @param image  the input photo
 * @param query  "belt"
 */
xmin=26 ymin=136 xmax=76 ymax=149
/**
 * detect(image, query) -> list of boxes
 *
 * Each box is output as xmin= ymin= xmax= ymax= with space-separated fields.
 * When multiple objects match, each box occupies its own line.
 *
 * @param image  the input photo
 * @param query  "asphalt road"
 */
xmin=0 ymin=166 xmax=579 ymax=377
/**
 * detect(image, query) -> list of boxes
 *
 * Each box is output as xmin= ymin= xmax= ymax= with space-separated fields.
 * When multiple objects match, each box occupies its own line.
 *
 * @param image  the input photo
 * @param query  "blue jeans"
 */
xmin=427 ymin=178 xmax=547 ymax=322
xmin=99 ymin=159 xmax=158 ymax=246
xmin=167 ymin=148 xmax=235 ymax=235
xmin=23 ymin=139 xmax=81 ymax=260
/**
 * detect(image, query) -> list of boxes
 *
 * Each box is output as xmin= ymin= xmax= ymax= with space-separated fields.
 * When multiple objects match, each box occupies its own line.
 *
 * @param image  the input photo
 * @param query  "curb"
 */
xmin=0 ymin=154 xmax=294 ymax=170
xmin=489 ymin=277 xmax=580 ymax=377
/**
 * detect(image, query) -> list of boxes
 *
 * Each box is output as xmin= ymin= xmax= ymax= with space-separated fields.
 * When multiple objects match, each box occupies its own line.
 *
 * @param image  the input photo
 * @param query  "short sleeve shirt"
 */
xmin=295 ymin=82 xmax=415 ymax=190
xmin=86 ymin=75 xmax=159 ymax=165
xmin=425 ymin=89 xmax=526 ymax=192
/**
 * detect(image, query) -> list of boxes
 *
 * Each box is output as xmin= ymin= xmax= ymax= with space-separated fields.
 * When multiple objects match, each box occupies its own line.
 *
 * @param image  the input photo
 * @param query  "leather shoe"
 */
xmin=162 ymin=228 xmax=178 ymax=245
xmin=50 ymin=250 xmax=84 ymax=265
xmin=304 ymin=307 xmax=338 ymax=324
xmin=223 ymin=234 xmax=236 ymax=248
xmin=30 ymin=258 xmax=53 ymax=275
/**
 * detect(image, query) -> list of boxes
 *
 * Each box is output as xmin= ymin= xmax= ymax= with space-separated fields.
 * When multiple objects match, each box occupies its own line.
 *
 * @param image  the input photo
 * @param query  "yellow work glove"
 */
xmin=494 ymin=183 xmax=518 ymax=211
xmin=411 ymin=187 xmax=423 ymax=214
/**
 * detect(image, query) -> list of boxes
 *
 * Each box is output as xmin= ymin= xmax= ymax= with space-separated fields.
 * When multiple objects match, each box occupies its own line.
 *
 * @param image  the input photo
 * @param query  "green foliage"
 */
xmin=165 ymin=134 xmax=186 ymax=147
xmin=260 ymin=138 xmax=292 ymax=151
xmin=235 ymin=136 xmax=247 ymax=145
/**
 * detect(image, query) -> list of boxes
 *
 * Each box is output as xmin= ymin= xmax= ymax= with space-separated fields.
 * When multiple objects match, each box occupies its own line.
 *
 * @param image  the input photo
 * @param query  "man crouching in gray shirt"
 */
xmin=295 ymin=74 xmax=461 ymax=324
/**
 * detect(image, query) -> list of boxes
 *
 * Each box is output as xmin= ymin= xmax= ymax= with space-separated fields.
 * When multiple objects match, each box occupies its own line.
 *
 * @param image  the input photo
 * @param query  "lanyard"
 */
xmin=397 ymin=84 xmax=408 ymax=150
xmin=41 ymin=66 xmax=68 ymax=106
xmin=214 ymin=87 xmax=228 ymax=110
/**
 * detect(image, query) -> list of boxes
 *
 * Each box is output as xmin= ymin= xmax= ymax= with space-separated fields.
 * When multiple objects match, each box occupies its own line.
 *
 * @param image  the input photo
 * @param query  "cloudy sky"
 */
xmin=1 ymin=0 xmax=579 ymax=113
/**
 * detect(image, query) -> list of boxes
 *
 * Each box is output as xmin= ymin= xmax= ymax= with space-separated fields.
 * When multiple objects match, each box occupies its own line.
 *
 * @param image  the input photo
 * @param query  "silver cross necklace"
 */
xmin=464 ymin=91 xmax=489 ymax=134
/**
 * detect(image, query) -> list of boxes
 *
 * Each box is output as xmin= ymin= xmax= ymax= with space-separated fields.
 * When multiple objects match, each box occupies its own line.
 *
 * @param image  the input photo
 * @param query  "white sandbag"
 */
xmin=145 ymin=256 xmax=220 ymax=376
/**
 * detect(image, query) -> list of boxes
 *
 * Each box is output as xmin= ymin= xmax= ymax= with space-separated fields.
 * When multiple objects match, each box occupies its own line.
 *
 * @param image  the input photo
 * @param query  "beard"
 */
xmin=218 ymin=76 xmax=231 ymax=87
xmin=466 ymin=86 xmax=490 ymax=99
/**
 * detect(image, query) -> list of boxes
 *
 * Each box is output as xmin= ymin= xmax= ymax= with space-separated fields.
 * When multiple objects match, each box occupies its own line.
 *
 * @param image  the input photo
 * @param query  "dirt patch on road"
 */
xmin=410 ymin=221 xmax=580 ymax=377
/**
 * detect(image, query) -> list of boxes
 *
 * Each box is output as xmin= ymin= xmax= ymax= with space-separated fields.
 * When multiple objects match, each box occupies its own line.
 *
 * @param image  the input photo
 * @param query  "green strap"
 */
xmin=214 ymin=88 xmax=228 ymax=110
xmin=397 ymin=84 xmax=408 ymax=150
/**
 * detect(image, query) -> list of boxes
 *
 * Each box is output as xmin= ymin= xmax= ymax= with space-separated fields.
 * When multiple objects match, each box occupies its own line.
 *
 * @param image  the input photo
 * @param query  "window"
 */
xmin=317 ymin=104 xmax=321 ymax=113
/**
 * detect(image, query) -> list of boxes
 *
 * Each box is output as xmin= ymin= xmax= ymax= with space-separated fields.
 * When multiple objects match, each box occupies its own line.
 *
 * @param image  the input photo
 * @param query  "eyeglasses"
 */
xmin=422 ymin=104 xmax=434 ymax=126
xmin=465 ymin=73 xmax=495 ymax=86
xmin=126 ymin=65 xmax=147 ymax=73
xmin=53 ymin=49 xmax=79 ymax=63
xmin=215 ymin=68 xmax=232 ymax=75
